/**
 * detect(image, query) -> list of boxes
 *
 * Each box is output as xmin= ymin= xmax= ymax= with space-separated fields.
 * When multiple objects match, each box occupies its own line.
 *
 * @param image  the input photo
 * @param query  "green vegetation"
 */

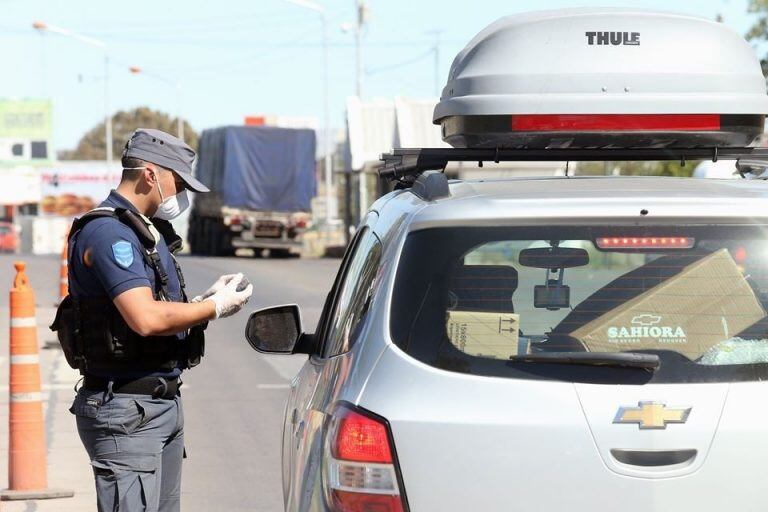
xmin=59 ymin=107 xmax=197 ymax=160
xmin=574 ymin=160 xmax=698 ymax=177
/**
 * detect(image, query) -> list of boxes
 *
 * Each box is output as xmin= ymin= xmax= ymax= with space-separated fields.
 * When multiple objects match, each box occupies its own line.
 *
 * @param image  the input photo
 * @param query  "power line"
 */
xmin=99 ymin=35 xmax=460 ymax=48
xmin=84 ymin=14 xmax=319 ymax=36
xmin=366 ymin=48 xmax=434 ymax=75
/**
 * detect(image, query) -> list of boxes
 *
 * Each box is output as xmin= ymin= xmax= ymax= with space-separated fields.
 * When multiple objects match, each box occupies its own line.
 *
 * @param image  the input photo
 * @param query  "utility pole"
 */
xmin=105 ymin=55 xmax=112 ymax=164
xmin=355 ymin=0 xmax=368 ymax=221
xmin=427 ymin=30 xmax=442 ymax=97
xmin=355 ymin=0 xmax=366 ymax=98
xmin=282 ymin=0 xmax=336 ymax=223
xmin=33 ymin=22 xmax=113 ymax=173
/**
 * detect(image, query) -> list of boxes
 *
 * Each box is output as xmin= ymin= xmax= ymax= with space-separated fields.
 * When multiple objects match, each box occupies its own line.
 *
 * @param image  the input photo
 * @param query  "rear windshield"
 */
xmin=390 ymin=225 xmax=768 ymax=384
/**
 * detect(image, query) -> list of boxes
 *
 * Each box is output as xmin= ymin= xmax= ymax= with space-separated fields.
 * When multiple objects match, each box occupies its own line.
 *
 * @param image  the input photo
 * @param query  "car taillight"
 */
xmin=289 ymin=214 xmax=309 ymax=229
xmin=596 ymin=236 xmax=695 ymax=250
xmin=325 ymin=404 xmax=407 ymax=512
xmin=509 ymin=114 xmax=722 ymax=132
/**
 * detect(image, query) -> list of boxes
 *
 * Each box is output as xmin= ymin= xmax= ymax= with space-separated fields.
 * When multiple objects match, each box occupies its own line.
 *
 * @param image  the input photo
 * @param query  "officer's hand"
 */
xmin=205 ymin=273 xmax=253 ymax=319
xmin=190 ymin=274 xmax=239 ymax=303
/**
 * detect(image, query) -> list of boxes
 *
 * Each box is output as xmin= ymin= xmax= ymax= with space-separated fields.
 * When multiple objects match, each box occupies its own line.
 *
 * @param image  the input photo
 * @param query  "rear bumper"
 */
xmin=232 ymin=237 xmax=301 ymax=250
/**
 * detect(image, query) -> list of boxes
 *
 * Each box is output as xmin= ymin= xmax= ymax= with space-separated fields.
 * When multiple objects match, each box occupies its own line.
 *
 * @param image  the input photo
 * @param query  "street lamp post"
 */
xmin=32 ymin=22 xmax=112 ymax=167
xmin=128 ymin=67 xmax=184 ymax=140
xmin=282 ymin=0 xmax=336 ymax=224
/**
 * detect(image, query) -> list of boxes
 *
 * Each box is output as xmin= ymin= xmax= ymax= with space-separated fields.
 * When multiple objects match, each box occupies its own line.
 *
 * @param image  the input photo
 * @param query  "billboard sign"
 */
xmin=39 ymin=162 xmax=121 ymax=216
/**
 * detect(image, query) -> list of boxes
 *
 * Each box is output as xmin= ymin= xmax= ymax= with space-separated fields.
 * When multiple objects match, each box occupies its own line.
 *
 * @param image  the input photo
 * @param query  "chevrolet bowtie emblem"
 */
xmin=613 ymin=401 xmax=691 ymax=429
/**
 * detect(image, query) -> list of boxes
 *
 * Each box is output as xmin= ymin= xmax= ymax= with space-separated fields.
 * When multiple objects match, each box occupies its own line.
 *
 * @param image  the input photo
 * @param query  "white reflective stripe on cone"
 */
xmin=60 ymin=278 xmax=68 ymax=284
xmin=10 ymin=317 xmax=36 ymax=328
xmin=10 ymin=392 xmax=43 ymax=402
xmin=61 ymin=259 xmax=67 ymax=265
xmin=10 ymin=354 xmax=39 ymax=365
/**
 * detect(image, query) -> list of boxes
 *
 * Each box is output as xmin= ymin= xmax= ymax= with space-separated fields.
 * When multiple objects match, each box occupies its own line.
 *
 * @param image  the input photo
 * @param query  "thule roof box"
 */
xmin=433 ymin=9 xmax=768 ymax=149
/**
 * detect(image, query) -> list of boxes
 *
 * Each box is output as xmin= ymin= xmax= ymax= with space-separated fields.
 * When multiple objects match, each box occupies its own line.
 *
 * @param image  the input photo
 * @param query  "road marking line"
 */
xmin=257 ymin=384 xmax=291 ymax=390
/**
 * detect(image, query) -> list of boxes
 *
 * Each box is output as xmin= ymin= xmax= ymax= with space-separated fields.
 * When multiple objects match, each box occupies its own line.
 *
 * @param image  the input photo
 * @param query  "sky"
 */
xmin=0 ymin=0 xmax=760 ymax=153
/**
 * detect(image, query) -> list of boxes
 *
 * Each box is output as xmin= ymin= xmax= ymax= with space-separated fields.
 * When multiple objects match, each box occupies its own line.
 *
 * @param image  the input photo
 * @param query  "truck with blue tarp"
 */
xmin=188 ymin=125 xmax=316 ymax=256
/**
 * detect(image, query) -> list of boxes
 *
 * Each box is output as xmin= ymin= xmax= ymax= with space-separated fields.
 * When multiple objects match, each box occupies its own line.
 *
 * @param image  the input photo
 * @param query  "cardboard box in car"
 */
xmin=446 ymin=311 xmax=523 ymax=359
xmin=570 ymin=249 xmax=765 ymax=360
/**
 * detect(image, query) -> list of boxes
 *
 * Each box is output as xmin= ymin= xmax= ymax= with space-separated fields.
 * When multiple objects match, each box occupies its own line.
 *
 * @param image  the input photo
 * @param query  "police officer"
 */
xmin=57 ymin=128 xmax=253 ymax=512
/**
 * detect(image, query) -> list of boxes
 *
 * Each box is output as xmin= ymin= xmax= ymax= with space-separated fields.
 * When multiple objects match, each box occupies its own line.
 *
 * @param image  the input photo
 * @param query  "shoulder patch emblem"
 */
xmin=111 ymin=241 xmax=134 ymax=268
xmin=83 ymin=247 xmax=94 ymax=267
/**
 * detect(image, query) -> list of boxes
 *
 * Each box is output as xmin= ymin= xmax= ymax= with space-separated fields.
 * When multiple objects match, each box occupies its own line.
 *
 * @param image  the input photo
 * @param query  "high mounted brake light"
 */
xmin=433 ymin=9 xmax=768 ymax=149
xmin=324 ymin=403 xmax=408 ymax=512
xmin=596 ymin=237 xmax=695 ymax=250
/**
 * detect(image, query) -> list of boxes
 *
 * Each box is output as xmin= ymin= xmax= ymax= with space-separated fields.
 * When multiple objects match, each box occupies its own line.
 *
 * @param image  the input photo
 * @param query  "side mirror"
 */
xmin=245 ymin=304 xmax=306 ymax=354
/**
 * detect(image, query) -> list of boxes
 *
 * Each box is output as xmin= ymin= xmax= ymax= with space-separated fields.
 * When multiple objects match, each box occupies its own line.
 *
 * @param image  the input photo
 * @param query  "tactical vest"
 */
xmin=51 ymin=207 xmax=205 ymax=375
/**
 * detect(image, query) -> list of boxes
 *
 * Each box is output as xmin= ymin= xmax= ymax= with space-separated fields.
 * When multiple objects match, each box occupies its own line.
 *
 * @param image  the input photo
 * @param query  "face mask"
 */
xmin=153 ymin=171 xmax=190 ymax=220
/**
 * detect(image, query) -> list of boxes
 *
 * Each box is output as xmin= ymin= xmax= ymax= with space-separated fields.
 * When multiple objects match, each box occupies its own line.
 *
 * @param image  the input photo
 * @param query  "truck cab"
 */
xmin=189 ymin=126 xmax=316 ymax=257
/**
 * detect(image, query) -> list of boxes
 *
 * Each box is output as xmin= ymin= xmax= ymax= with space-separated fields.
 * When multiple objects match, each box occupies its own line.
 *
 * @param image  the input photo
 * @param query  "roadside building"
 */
xmin=344 ymin=96 xmax=566 ymax=228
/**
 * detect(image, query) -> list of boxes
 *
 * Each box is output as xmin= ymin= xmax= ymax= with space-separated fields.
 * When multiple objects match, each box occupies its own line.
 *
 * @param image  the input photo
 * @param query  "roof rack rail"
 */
xmin=379 ymin=146 xmax=768 ymax=184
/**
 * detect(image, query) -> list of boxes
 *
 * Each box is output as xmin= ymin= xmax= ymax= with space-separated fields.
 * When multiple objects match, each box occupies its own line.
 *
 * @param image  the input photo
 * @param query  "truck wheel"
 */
xmin=206 ymin=220 xmax=218 ymax=256
xmin=268 ymin=248 xmax=291 ymax=259
xmin=194 ymin=219 xmax=205 ymax=256
xmin=187 ymin=215 xmax=197 ymax=253
xmin=218 ymin=229 xmax=235 ymax=257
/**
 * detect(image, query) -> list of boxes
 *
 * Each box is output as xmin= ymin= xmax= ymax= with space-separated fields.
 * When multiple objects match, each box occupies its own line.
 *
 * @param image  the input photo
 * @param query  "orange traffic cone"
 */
xmin=1 ymin=262 xmax=73 ymax=501
xmin=56 ymin=231 xmax=69 ymax=306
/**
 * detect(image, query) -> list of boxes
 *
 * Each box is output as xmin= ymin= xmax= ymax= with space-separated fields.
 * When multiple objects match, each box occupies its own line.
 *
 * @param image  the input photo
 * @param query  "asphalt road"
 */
xmin=0 ymin=253 xmax=341 ymax=512
xmin=179 ymin=255 xmax=339 ymax=511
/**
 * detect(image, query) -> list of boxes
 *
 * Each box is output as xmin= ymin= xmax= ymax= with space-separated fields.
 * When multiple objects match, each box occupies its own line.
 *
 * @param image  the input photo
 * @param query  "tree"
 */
xmin=575 ymin=160 xmax=697 ymax=177
xmin=58 ymin=107 xmax=198 ymax=160
xmin=746 ymin=0 xmax=768 ymax=75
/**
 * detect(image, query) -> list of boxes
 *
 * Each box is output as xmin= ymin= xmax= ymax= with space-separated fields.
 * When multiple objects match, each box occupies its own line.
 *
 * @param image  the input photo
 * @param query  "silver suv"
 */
xmin=246 ymin=156 xmax=768 ymax=512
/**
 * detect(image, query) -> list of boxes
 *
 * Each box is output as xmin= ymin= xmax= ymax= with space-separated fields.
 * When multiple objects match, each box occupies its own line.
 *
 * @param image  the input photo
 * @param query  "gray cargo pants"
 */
xmin=70 ymin=387 xmax=184 ymax=512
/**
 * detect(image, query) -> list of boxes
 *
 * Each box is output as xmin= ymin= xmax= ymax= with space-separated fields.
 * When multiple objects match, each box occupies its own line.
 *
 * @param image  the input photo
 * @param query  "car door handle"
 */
xmin=295 ymin=420 xmax=305 ymax=439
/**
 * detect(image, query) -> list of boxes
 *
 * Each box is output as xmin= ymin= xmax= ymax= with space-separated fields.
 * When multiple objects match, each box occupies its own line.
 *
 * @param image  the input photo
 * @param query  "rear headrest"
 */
xmin=449 ymin=264 xmax=519 ymax=313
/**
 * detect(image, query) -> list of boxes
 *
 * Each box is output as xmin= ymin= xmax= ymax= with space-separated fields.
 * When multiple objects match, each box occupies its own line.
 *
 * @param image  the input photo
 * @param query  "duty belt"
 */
xmin=83 ymin=375 xmax=180 ymax=399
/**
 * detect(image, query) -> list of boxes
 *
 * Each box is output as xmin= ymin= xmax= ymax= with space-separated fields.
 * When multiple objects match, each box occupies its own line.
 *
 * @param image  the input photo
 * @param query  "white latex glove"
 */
xmin=191 ymin=274 xmax=239 ymax=303
xmin=205 ymin=273 xmax=253 ymax=319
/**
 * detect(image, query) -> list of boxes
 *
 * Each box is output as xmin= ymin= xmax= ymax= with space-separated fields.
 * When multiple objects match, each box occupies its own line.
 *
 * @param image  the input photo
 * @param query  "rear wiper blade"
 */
xmin=509 ymin=352 xmax=660 ymax=370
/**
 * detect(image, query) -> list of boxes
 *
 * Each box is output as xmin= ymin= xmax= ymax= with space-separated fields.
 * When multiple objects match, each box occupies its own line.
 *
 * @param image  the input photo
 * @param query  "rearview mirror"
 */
xmin=245 ymin=304 xmax=303 ymax=354
xmin=519 ymin=247 xmax=589 ymax=269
